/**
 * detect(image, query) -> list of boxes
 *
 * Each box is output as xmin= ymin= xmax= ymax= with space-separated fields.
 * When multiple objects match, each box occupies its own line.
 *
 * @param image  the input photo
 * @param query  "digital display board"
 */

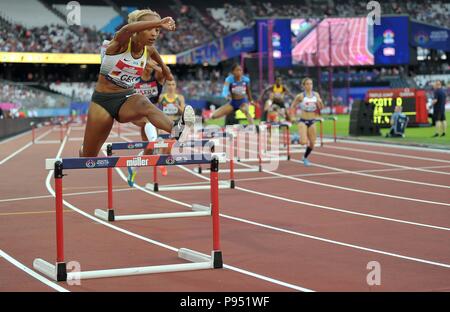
xmin=367 ymin=89 xmax=417 ymax=127
xmin=373 ymin=16 xmax=410 ymax=65
xmin=256 ymin=19 xmax=292 ymax=68
xmin=292 ymin=17 xmax=374 ymax=66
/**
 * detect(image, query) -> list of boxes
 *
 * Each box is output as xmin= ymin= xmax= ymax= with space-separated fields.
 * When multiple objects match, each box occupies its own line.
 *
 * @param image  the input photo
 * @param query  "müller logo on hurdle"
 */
xmin=126 ymin=156 xmax=149 ymax=167
xmin=34 ymin=139 xmax=226 ymax=282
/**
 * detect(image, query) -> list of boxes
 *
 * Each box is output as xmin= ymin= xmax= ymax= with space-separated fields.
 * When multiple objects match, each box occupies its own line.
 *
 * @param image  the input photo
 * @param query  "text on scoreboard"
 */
xmin=367 ymin=88 xmax=417 ymax=127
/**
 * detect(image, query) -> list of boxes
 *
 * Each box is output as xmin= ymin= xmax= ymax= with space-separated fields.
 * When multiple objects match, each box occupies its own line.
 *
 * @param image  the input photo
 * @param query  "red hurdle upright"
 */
xmin=34 ymin=152 xmax=224 ymax=282
xmin=54 ymin=161 xmax=67 ymax=281
xmin=210 ymin=157 xmax=222 ymax=267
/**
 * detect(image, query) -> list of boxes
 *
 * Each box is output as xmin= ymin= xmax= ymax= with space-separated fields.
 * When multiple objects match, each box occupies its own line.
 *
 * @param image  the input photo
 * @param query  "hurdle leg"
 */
xmin=54 ymin=161 xmax=67 ymax=281
xmin=236 ymin=129 xmax=240 ymax=162
xmin=210 ymin=157 xmax=223 ymax=269
xmin=153 ymin=166 xmax=159 ymax=192
xmin=229 ymin=135 xmax=235 ymax=189
xmin=320 ymin=120 xmax=324 ymax=147
xmin=285 ymin=125 xmax=291 ymax=160
xmin=257 ymin=126 xmax=262 ymax=172
xmin=59 ymin=123 xmax=64 ymax=143
xmin=31 ymin=122 xmax=35 ymax=144
xmin=333 ymin=117 xmax=337 ymax=143
xmin=106 ymin=167 xmax=115 ymax=221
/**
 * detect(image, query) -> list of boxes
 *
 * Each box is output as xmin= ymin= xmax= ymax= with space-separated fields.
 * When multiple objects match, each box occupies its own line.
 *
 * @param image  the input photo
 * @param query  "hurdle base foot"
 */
xmin=57 ymin=262 xmax=67 ymax=282
xmin=94 ymin=209 xmax=115 ymax=222
xmin=230 ymin=180 xmax=235 ymax=189
xmin=212 ymin=251 xmax=223 ymax=269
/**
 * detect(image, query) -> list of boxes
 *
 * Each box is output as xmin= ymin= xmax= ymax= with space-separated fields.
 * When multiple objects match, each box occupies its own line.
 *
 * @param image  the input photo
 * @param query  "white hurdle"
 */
xmin=34 ymin=154 xmax=223 ymax=282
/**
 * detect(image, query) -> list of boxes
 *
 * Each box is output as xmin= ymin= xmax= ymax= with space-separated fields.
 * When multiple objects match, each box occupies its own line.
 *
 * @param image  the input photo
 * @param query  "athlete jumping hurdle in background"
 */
xmin=260 ymin=76 xmax=294 ymax=122
xmin=208 ymin=64 xmax=255 ymax=125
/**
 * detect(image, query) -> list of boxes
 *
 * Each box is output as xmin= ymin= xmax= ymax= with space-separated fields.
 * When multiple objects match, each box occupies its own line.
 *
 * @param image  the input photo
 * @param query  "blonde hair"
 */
xmin=128 ymin=9 xmax=160 ymax=23
xmin=302 ymin=77 xmax=313 ymax=86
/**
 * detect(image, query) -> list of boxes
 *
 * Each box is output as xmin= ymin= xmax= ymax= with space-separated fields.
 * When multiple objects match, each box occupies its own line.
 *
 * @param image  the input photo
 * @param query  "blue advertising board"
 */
xmin=176 ymin=26 xmax=256 ymax=65
xmin=410 ymin=21 xmax=450 ymax=52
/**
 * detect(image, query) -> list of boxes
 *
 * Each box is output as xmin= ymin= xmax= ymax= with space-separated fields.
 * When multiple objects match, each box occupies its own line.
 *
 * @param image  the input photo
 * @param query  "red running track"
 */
xmin=0 ymin=124 xmax=449 ymax=291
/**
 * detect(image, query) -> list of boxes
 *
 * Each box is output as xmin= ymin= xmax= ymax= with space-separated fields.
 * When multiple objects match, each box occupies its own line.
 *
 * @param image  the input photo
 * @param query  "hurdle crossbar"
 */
xmin=34 ymin=155 xmax=223 ymax=281
xmin=104 ymin=138 xmax=233 ymax=191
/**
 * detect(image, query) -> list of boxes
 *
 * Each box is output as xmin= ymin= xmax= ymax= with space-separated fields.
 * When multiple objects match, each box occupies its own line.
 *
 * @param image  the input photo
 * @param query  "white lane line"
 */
xmin=0 ymin=249 xmax=69 ymax=292
xmin=325 ymin=144 xmax=450 ymax=163
xmin=177 ymin=165 xmax=450 ymax=231
xmin=336 ymin=139 xmax=450 ymax=154
xmin=314 ymin=150 xmax=450 ymax=176
xmin=237 ymin=161 xmax=450 ymax=207
xmin=41 ymin=133 xmax=314 ymax=292
xmin=0 ymin=188 xmax=135 ymax=204
xmin=0 ymin=128 xmax=53 ymax=165
xmin=161 ymin=165 xmax=450 ymax=268
xmin=232 ymin=165 xmax=450 ymax=183
xmin=234 ymin=143 xmax=450 ymax=207
xmin=45 ymin=169 xmax=313 ymax=292
xmin=116 ymin=135 xmax=450 ymax=230
xmin=5 ymin=163 xmax=447 ymax=204
xmin=219 ymin=214 xmax=450 ymax=269
xmin=297 ymin=160 xmax=450 ymax=189
xmin=0 ymin=128 xmax=33 ymax=145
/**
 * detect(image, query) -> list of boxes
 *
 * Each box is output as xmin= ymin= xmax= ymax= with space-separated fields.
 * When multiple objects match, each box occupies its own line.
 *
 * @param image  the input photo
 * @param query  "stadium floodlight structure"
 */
xmin=295 ymin=19 xmax=352 ymax=112
xmin=316 ymin=19 xmax=351 ymax=112
xmin=240 ymin=20 xmax=275 ymax=98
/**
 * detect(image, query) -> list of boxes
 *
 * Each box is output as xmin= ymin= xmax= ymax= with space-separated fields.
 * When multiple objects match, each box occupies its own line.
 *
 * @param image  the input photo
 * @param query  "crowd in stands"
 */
xmin=49 ymin=82 xmax=95 ymax=102
xmin=0 ymin=81 xmax=70 ymax=109
xmin=159 ymin=5 xmax=214 ymax=54
xmin=1 ymin=0 xmax=448 ymax=55
xmin=0 ymin=23 xmax=111 ymax=53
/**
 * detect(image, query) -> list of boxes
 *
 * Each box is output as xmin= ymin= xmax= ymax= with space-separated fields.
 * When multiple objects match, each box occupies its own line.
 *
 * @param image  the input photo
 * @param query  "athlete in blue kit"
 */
xmin=209 ymin=64 xmax=255 ymax=125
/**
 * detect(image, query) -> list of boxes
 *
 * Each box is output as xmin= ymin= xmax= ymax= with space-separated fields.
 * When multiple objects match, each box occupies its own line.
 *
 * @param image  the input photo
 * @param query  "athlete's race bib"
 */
xmin=302 ymin=101 xmax=317 ymax=112
xmin=163 ymin=104 xmax=179 ymax=115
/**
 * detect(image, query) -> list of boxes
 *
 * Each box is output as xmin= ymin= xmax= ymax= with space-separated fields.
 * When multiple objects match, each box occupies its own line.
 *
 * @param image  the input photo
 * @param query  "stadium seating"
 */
xmin=0 ymin=0 xmax=62 ymax=27
xmin=52 ymin=4 xmax=118 ymax=32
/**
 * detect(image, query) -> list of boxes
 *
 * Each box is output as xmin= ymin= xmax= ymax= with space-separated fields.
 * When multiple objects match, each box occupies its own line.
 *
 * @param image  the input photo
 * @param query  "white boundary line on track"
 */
xmin=0 ymin=188 xmax=135 ymax=204
xmin=177 ymin=164 xmax=450 ymax=231
xmin=313 ymin=150 xmax=450 ymax=176
xmin=324 ymin=144 xmax=450 ymax=163
xmin=39 ymin=129 xmax=314 ymax=292
xmin=237 ymin=144 xmax=450 ymax=206
xmin=237 ymin=161 xmax=450 ymax=207
xmin=0 ymin=129 xmax=32 ymax=145
xmin=297 ymin=160 xmax=450 ymax=189
xmin=3 ymin=165 xmax=450 ymax=205
xmin=336 ymin=139 xmax=450 ymax=154
xmin=0 ymin=128 xmax=53 ymax=166
xmin=163 ymin=165 xmax=450 ymax=268
xmin=0 ymin=247 xmax=69 ymax=292
xmin=117 ymin=133 xmax=450 ymax=231
xmin=232 ymin=165 xmax=450 ymax=183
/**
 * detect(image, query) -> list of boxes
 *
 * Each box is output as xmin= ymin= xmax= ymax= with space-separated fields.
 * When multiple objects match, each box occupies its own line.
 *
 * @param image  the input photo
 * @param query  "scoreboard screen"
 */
xmin=367 ymin=89 xmax=417 ymax=128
